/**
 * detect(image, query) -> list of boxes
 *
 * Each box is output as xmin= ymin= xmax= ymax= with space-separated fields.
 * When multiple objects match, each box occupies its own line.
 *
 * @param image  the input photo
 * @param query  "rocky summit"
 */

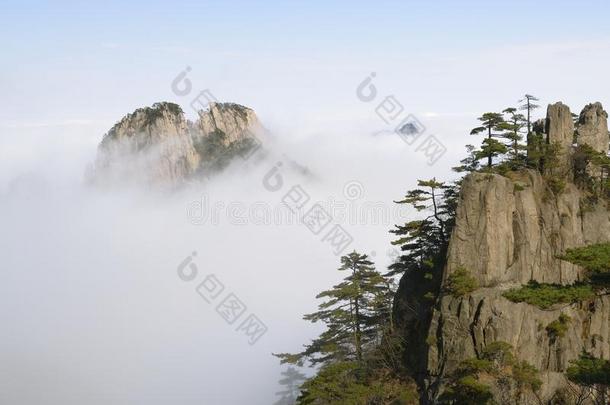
xmin=93 ymin=101 xmax=263 ymax=186
xmin=395 ymin=102 xmax=610 ymax=403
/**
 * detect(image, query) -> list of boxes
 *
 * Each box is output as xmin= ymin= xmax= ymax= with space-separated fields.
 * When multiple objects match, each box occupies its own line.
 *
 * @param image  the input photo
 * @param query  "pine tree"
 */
xmin=388 ymin=179 xmax=457 ymax=278
xmin=573 ymin=144 xmax=610 ymax=198
xmin=519 ymin=94 xmax=540 ymax=136
xmin=470 ymin=112 xmax=507 ymax=168
xmin=273 ymin=253 xmax=414 ymax=404
xmin=274 ymin=251 xmax=392 ymax=366
xmin=566 ymin=352 xmax=610 ymax=405
xmin=453 ymin=144 xmax=480 ymax=173
xmin=387 ymin=179 xmax=458 ymax=376
xmin=475 ymin=138 xmax=509 ymax=170
xmin=500 ymin=107 xmax=527 ymax=165
xmin=274 ymin=367 xmax=307 ymax=405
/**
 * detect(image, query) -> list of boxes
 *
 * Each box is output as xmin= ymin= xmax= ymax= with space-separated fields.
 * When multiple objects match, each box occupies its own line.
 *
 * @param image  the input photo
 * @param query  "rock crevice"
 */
xmin=93 ymin=101 xmax=263 ymax=185
xmin=397 ymin=102 xmax=610 ymax=403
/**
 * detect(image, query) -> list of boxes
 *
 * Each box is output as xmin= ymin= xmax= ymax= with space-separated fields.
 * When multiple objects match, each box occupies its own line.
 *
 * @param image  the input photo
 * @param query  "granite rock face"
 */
xmin=578 ymin=102 xmax=609 ymax=154
xmin=441 ymin=171 xmax=610 ymax=288
xmin=425 ymin=169 xmax=610 ymax=402
xmin=192 ymin=102 xmax=263 ymax=145
xmin=93 ymin=101 xmax=262 ymax=186
xmin=396 ymin=102 xmax=610 ymax=403
xmin=95 ymin=102 xmax=200 ymax=185
xmin=428 ymin=289 xmax=610 ymax=402
xmin=545 ymin=102 xmax=575 ymax=174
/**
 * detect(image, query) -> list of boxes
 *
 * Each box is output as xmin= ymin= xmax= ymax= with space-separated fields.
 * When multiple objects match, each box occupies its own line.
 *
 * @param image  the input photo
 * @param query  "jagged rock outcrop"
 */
xmin=428 ymin=288 xmax=610 ymax=402
xmin=442 ymin=171 xmax=610 ymax=288
xmin=95 ymin=103 xmax=200 ymax=184
xmin=546 ymin=102 xmax=574 ymax=174
xmin=93 ymin=101 xmax=263 ymax=185
xmin=578 ymin=102 xmax=609 ymax=154
xmin=397 ymin=102 xmax=610 ymax=404
xmin=425 ymin=169 xmax=610 ymax=401
xmin=192 ymin=102 xmax=263 ymax=145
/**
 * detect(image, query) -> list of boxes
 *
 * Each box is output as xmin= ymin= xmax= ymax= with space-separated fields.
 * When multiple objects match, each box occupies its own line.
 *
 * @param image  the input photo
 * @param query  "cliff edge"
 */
xmin=396 ymin=102 xmax=610 ymax=403
xmin=93 ymin=101 xmax=263 ymax=186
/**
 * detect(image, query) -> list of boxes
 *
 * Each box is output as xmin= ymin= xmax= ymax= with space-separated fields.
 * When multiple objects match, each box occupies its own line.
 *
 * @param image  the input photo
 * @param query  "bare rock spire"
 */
xmin=577 ymin=102 xmax=609 ymax=154
xmin=546 ymin=102 xmax=574 ymax=173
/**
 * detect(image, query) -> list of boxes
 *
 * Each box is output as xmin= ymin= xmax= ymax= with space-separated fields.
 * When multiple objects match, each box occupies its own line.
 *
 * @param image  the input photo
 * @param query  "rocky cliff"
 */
xmin=192 ymin=102 xmax=263 ymax=145
xmin=93 ymin=101 xmax=263 ymax=185
xmin=396 ymin=102 xmax=610 ymax=403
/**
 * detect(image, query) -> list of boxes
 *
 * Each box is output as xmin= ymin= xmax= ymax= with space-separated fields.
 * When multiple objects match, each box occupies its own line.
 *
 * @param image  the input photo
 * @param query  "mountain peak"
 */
xmin=93 ymin=101 xmax=263 ymax=186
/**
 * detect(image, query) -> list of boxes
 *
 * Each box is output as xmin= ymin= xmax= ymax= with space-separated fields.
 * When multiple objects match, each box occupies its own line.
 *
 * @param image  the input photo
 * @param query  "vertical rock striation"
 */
xmin=95 ymin=102 xmax=200 ymax=185
xmin=192 ymin=102 xmax=263 ymax=145
xmin=578 ymin=102 xmax=609 ymax=154
xmin=546 ymin=102 xmax=575 ymax=174
xmin=93 ymin=101 xmax=263 ymax=186
xmin=396 ymin=102 xmax=610 ymax=403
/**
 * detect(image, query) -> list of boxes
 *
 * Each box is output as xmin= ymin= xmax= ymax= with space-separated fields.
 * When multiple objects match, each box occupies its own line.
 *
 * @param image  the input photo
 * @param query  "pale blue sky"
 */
xmin=3 ymin=0 xmax=610 ymax=170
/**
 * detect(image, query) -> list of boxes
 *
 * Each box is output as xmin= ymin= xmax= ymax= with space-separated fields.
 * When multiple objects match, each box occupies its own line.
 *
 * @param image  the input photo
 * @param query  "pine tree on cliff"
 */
xmin=273 ymin=367 xmax=307 ymax=405
xmin=388 ymin=179 xmax=457 ymax=279
xmin=500 ymin=107 xmax=527 ymax=165
xmin=519 ymin=94 xmax=540 ymax=135
xmin=273 ymin=253 xmax=416 ymax=404
xmin=470 ymin=112 xmax=507 ymax=168
xmin=453 ymin=144 xmax=480 ymax=173
xmin=566 ymin=352 xmax=610 ymax=405
xmin=274 ymin=251 xmax=392 ymax=366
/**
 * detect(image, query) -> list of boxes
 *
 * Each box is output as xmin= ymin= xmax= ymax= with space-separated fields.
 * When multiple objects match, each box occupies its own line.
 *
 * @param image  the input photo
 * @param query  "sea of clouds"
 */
xmin=0 ymin=113 xmax=463 ymax=404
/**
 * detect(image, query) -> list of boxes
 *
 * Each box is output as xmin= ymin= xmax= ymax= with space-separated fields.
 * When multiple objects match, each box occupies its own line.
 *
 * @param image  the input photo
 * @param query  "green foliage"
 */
xmin=423 ymin=291 xmax=436 ymax=300
xmin=545 ymin=314 xmax=571 ymax=341
xmin=513 ymin=183 xmax=526 ymax=192
xmin=542 ymin=141 xmax=563 ymax=174
xmin=512 ymin=360 xmax=542 ymax=392
xmin=388 ymin=178 xmax=457 ymax=281
xmin=470 ymin=113 xmax=505 ymax=137
xmin=519 ymin=94 xmax=540 ymax=135
xmin=481 ymin=341 xmax=515 ymax=366
xmin=503 ymin=281 xmax=595 ymax=309
xmin=457 ymin=358 xmax=495 ymax=376
xmin=464 ymin=103 xmax=532 ymax=173
xmin=560 ymin=243 xmax=610 ymax=287
xmin=193 ymin=129 xmax=258 ymax=174
xmin=216 ymin=102 xmax=249 ymax=118
xmin=499 ymin=107 xmax=527 ymax=165
xmin=133 ymin=102 xmax=184 ymax=126
xmin=445 ymin=267 xmax=479 ymax=297
xmin=547 ymin=177 xmax=566 ymax=195
xmin=560 ymin=243 xmax=610 ymax=275
xmin=296 ymin=361 xmax=360 ymax=404
xmin=440 ymin=375 xmax=494 ymax=404
xmin=567 ymin=352 xmax=610 ymax=387
xmin=297 ymin=362 xmax=418 ymax=405
xmin=275 ymin=253 xmax=414 ymax=404
xmin=453 ymin=144 xmax=480 ymax=173
xmin=573 ymin=144 xmax=610 ymax=198
xmin=387 ymin=179 xmax=459 ymax=377
xmin=155 ymin=101 xmax=184 ymax=116
xmin=470 ymin=112 xmax=507 ymax=168
xmin=442 ymin=342 xmax=541 ymax=403
xmin=274 ymin=367 xmax=307 ymax=405
xmin=475 ymin=138 xmax=509 ymax=168
xmin=527 ymin=136 xmax=564 ymax=179
xmin=275 ymin=252 xmax=393 ymax=366
xmin=526 ymin=131 xmax=546 ymax=171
